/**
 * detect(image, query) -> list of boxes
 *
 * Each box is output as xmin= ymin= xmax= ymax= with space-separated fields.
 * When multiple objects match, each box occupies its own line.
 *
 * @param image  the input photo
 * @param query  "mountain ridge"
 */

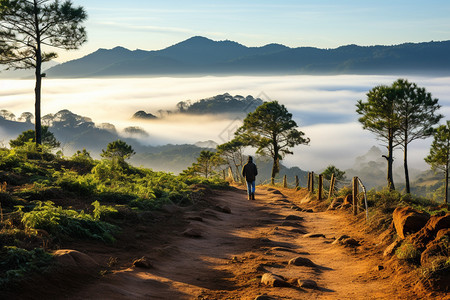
xmin=44 ymin=37 xmax=450 ymax=77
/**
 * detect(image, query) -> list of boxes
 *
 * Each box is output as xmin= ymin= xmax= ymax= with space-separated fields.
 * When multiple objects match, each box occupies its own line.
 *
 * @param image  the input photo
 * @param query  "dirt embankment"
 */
xmin=9 ymin=185 xmax=449 ymax=299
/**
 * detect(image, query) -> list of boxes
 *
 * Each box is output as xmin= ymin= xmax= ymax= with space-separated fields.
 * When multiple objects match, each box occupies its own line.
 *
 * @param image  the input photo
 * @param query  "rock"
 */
xmin=393 ymin=207 xmax=430 ymax=239
xmin=298 ymin=279 xmax=318 ymax=289
xmin=285 ymin=215 xmax=304 ymax=221
xmin=254 ymin=295 xmax=277 ymax=300
xmin=182 ymin=228 xmax=202 ymax=238
xmin=303 ymin=233 xmax=325 ymax=238
xmin=420 ymin=239 xmax=449 ymax=265
xmin=410 ymin=213 xmax=450 ymax=250
xmin=214 ymin=205 xmax=231 ymax=214
xmin=342 ymin=238 xmax=360 ymax=247
xmin=373 ymin=265 xmax=384 ymax=271
xmin=383 ymin=238 xmax=403 ymax=257
xmin=261 ymin=273 xmax=290 ymax=287
xmin=132 ymin=256 xmax=152 ymax=269
xmin=54 ymin=249 xmax=98 ymax=269
xmin=288 ymin=256 xmax=316 ymax=267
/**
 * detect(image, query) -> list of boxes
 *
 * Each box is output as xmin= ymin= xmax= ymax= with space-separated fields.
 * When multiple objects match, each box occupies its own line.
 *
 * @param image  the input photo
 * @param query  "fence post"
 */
xmin=328 ymin=173 xmax=335 ymax=201
xmin=283 ymin=175 xmax=287 ymax=188
xmin=271 ymin=177 xmax=275 ymax=185
xmin=295 ymin=175 xmax=299 ymax=188
xmin=311 ymin=172 xmax=315 ymax=194
xmin=307 ymin=173 xmax=311 ymax=191
xmin=352 ymin=176 xmax=358 ymax=215
xmin=318 ymin=174 xmax=323 ymax=200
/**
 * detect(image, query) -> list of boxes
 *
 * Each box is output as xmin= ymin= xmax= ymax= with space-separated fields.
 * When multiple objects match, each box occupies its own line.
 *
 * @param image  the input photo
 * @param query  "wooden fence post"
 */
xmin=307 ymin=173 xmax=311 ymax=191
xmin=352 ymin=177 xmax=358 ymax=215
xmin=295 ymin=175 xmax=299 ymax=188
xmin=283 ymin=175 xmax=287 ymax=188
xmin=318 ymin=174 xmax=323 ymax=200
xmin=311 ymin=172 xmax=315 ymax=194
xmin=328 ymin=173 xmax=335 ymax=201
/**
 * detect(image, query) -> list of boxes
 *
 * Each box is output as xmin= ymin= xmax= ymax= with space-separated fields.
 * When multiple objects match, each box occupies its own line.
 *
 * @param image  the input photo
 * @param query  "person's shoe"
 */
xmin=251 ymin=193 xmax=255 ymax=200
xmin=248 ymin=194 xmax=252 ymax=200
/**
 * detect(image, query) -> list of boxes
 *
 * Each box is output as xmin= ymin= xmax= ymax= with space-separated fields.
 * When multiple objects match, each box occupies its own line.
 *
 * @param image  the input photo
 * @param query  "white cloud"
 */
xmin=1 ymin=75 xmax=449 ymax=171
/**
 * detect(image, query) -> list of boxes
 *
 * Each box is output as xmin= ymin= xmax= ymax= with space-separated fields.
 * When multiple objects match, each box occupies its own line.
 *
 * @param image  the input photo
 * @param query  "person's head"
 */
xmin=248 ymin=156 xmax=253 ymax=162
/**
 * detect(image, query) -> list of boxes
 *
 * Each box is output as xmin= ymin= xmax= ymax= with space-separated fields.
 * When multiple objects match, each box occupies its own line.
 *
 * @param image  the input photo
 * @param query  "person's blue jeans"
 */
xmin=246 ymin=180 xmax=255 ymax=195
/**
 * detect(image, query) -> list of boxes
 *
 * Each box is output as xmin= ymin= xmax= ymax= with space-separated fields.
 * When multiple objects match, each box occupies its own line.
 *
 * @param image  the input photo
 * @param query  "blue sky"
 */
xmin=54 ymin=0 xmax=450 ymax=62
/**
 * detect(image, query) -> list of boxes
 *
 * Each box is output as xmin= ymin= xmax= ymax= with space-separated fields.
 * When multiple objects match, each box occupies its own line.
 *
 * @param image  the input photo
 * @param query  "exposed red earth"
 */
xmin=7 ymin=185 xmax=449 ymax=300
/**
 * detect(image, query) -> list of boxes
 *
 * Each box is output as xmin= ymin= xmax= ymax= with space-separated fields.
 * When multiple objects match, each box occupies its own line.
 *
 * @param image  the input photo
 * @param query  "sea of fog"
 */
xmin=1 ymin=74 xmax=449 ymax=172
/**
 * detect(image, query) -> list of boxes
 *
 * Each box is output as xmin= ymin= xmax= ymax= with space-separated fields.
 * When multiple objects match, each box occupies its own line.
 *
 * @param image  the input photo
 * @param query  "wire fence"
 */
xmin=228 ymin=170 xmax=370 ymax=221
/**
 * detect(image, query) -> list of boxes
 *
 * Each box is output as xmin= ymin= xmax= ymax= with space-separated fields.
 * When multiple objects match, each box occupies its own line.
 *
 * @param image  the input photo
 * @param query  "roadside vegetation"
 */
xmin=0 ymin=134 xmax=227 ymax=288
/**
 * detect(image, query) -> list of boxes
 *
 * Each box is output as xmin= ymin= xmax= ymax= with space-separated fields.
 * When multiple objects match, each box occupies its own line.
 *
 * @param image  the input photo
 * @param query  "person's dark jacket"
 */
xmin=242 ymin=162 xmax=258 ymax=182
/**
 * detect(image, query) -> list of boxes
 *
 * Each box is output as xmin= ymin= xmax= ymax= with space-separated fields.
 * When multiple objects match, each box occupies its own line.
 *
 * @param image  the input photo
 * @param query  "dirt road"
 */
xmin=63 ymin=185 xmax=440 ymax=299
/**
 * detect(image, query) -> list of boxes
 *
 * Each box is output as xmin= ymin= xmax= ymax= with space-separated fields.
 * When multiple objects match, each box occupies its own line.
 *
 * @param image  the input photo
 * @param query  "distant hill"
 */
xmin=44 ymin=36 xmax=450 ymax=77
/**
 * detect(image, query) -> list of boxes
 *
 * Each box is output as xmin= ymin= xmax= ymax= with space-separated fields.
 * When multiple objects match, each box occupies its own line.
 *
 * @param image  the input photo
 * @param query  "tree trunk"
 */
xmin=404 ymin=139 xmax=410 ymax=194
xmin=34 ymin=0 xmax=42 ymax=146
xmin=387 ymin=129 xmax=396 ymax=191
xmin=271 ymin=155 xmax=277 ymax=183
xmin=271 ymin=141 xmax=279 ymax=183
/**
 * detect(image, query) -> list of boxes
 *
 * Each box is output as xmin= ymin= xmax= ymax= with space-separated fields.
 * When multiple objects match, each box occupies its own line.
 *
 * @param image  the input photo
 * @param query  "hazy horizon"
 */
xmin=0 ymin=74 xmax=449 ymax=173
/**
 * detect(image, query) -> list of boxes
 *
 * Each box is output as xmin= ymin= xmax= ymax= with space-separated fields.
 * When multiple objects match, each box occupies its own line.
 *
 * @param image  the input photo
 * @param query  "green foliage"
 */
xmin=396 ymin=242 xmax=421 ymax=262
xmin=0 ymin=148 xmax=21 ymax=170
xmin=322 ymin=165 xmax=346 ymax=181
xmin=184 ymin=150 xmax=222 ymax=178
xmin=425 ymin=121 xmax=450 ymax=203
xmin=236 ymin=101 xmax=309 ymax=179
xmin=0 ymin=246 xmax=53 ymax=287
xmin=425 ymin=122 xmax=450 ymax=172
xmin=337 ymin=186 xmax=352 ymax=197
xmin=9 ymin=127 xmax=60 ymax=149
xmin=176 ymin=94 xmax=263 ymax=114
xmin=92 ymin=200 xmax=118 ymax=221
xmin=21 ymin=201 xmax=117 ymax=242
xmin=419 ymin=256 xmax=450 ymax=281
xmin=217 ymin=137 xmax=246 ymax=182
xmin=101 ymin=140 xmax=135 ymax=165
xmin=356 ymin=84 xmax=400 ymax=191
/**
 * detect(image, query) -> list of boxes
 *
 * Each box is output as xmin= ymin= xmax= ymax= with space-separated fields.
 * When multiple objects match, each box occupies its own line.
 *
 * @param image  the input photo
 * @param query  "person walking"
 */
xmin=242 ymin=156 xmax=258 ymax=200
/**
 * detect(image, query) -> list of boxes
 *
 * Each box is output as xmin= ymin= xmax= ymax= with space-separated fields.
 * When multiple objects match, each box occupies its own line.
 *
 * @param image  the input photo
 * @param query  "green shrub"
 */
xmin=0 ymin=246 xmax=53 ymax=287
xmin=419 ymin=256 xmax=450 ymax=280
xmin=337 ymin=186 xmax=352 ymax=197
xmin=92 ymin=200 xmax=118 ymax=220
xmin=21 ymin=201 xmax=117 ymax=243
xmin=396 ymin=242 xmax=421 ymax=262
xmin=55 ymin=170 xmax=95 ymax=196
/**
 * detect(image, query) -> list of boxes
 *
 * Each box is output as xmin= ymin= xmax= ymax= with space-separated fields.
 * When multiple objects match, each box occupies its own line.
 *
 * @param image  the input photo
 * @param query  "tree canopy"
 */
xmin=0 ymin=0 xmax=87 ymax=145
xmin=101 ymin=140 xmax=135 ymax=165
xmin=322 ymin=165 xmax=346 ymax=181
xmin=425 ymin=121 xmax=450 ymax=204
xmin=236 ymin=101 xmax=309 ymax=181
xmin=9 ymin=126 xmax=60 ymax=148
xmin=356 ymin=84 xmax=401 ymax=190
xmin=393 ymin=79 xmax=442 ymax=193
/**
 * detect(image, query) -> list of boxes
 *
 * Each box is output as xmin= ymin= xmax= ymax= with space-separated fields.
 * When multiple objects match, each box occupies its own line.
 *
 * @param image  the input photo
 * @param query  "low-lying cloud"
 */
xmin=1 ymin=74 xmax=449 ymax=172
